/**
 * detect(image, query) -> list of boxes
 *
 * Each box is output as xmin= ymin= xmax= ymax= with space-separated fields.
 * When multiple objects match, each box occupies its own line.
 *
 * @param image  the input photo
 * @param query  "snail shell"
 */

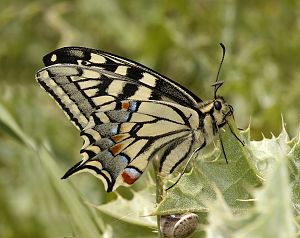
xmin=160 ymin=213 xmax=199 ymax=238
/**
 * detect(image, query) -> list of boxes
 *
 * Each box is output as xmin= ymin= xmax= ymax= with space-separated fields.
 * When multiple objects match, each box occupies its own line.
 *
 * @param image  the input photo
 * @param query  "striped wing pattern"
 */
xmin=36 ymin=47 xmax=203 ymax=191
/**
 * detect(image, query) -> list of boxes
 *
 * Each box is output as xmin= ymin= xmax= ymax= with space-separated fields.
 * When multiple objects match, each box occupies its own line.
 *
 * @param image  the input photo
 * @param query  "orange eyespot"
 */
xmin=121 ymin=168 xmax=141 ymax=185
xmin=121 ymin=102 xmax=129 ymax=110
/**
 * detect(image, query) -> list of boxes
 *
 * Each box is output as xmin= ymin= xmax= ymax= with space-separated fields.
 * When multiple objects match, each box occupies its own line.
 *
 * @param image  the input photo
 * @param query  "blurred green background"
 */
xmin=1 ymin=0 xmax=300 ymax=237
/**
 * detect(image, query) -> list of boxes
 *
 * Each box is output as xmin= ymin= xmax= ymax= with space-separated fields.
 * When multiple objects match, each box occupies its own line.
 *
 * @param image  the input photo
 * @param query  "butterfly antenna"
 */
xmin=219 ymin=134 xmax=228 ymax=164
xmin=212 ymin=43 xmax=226 ymax=99
xmin=214 ymin=121 xmax=228 ymax=164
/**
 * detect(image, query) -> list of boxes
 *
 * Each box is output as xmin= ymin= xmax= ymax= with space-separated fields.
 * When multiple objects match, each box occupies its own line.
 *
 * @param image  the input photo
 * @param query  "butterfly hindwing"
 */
xmin=62 ymin=100 xmax=202 ymax=191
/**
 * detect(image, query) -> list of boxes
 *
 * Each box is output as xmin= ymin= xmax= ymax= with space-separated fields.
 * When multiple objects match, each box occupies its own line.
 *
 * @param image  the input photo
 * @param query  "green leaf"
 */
xmin=99 ymin=213 xmax=157 ymax=238
xmin=239 ymin=155 xmax=294 ymax=237
xmin=96 ymin=187 xmax=157 ymax=227
xmin=248 ymin=120 xmax=290 ymax=177
xmin=155 ymin=118 xmax=262 ymax=217
xmin=287 ymin=130 xmax=300 ymax=221
xmin=0 ymin=101 xmax=104 ymax=238
xmin=36 ymin=147 xmax=105 ymax=238
xmin=206 ymin=126 xmax=296 ymax=238
xmin=0 ymin=102 xmax=36 ymax=149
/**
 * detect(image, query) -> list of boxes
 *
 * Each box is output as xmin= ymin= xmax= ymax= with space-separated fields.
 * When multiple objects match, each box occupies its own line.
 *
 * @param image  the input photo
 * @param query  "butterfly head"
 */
xmin=211 ymin=96 xmax=234 ymax=129
xmin=197 ymin=95 xmax=233 ymax=130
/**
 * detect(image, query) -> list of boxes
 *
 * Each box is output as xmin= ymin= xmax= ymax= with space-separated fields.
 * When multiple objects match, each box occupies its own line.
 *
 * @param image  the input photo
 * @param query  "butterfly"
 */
xmin=35 ymin=44 xmax=235 ymax=192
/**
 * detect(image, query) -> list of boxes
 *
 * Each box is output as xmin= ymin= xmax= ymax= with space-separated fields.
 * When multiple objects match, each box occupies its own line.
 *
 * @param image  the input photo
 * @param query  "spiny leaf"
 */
xmin=155 ymin=117 xmax=261 ymax=216
xmin=95 ymin=186 xmax=157 ymax=238
xmin=206 ymin=126 xmax=296 ymax=238
xmin=96 ymin=187 xmax=157 ymax=227
xmin=287 ymin=129 xmax=300 ymax=221
xmin=248 ymin=120 xmax=290 ymax=177
xmin=99 ymin=212 xmax=157 ymax=238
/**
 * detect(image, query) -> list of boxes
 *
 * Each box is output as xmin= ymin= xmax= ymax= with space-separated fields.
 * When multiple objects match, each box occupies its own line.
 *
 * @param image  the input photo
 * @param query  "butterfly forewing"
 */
xmin=42 ymin=47 xmax=202 ymax=105
xmin=36 ymin=46 xmax=207 ymax=191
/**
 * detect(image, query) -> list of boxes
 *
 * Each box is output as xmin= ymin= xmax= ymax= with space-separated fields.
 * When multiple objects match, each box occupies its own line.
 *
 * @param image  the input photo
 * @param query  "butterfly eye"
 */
xmin=214 ymin=100 xmax=222 ymax=110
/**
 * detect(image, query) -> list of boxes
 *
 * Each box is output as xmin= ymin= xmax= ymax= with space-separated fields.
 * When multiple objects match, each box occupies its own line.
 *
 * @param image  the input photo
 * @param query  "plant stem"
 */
xmin=152 ymin=156 xmax=164 ymax=238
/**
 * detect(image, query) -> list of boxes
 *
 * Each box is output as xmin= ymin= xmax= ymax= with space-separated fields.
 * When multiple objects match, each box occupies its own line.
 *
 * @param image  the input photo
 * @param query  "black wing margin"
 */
xmin=42 ymin=46 xmax=202 ymax=107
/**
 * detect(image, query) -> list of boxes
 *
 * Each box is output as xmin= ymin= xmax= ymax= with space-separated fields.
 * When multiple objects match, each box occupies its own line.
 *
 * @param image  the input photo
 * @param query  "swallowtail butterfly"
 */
xmin=36 ymin=45 xmax=234 ymax=192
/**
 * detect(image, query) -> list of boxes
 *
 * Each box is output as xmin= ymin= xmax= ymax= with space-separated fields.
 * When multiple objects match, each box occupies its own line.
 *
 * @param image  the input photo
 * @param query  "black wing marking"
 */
xmin=42 ymin=46 xmax=202 ymax=106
